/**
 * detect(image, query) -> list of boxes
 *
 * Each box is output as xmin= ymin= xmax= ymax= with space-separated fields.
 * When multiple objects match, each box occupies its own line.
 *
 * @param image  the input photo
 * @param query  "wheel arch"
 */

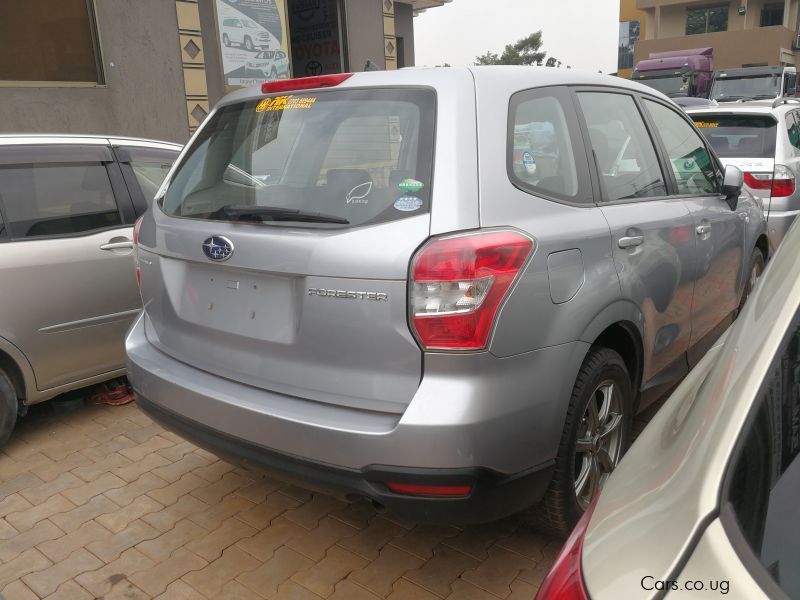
xmin=0 ymin=346 xmax=29 ymax=403
xmin=755 ymin=233 xmax=769 ymax=261
xmin=579 ymin=302 xmax=645 ymax=397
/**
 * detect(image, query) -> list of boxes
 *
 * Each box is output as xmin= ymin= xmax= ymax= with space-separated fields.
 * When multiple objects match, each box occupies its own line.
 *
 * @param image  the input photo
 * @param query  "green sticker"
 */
xmin=398 ymin=178 xmax=424 ymax=192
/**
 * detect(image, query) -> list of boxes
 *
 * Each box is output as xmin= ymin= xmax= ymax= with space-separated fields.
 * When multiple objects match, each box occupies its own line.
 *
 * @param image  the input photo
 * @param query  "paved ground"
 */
xmin=0 ymin=400 xmax=563 ymax=600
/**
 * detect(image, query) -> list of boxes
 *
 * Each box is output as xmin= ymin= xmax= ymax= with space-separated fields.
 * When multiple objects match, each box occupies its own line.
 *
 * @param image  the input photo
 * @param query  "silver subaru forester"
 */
xmin=126 ymin=67 xmax=767 ymax=533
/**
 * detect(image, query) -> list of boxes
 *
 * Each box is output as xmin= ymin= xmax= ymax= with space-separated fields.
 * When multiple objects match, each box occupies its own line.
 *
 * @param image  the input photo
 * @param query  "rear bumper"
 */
xmin=136 ymin=393 xmax=554 ymax=523
xmin=126 ymin=313 xmax=587 ymax=522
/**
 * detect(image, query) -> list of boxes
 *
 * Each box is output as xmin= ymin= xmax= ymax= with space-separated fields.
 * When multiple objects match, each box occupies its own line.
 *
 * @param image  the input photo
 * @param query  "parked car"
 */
xmin=536 ymin=203 xmax=800 ymax=600
xmin=245 ymin=49 xmax=290 ymax=79
xmin=126 ymin=68 xmax=767 ymax=533
xmin=0 ymin=135 xmax=181 ymax=446
xmin=221 ymin=17 xmax=271 ymax=52
xmin=688 ymin=99 xmax=800 ymax=253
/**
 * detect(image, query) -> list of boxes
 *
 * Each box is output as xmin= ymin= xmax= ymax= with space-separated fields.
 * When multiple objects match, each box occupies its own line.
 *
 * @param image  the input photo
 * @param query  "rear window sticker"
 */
xmin=346 ymin=181 xmax=373 ymax=204
xmin=394 ymin=195 xmax=423 ymax=212
xmin=693 ymin=121 xmax=719 ymax=128
xmin=256 ymin=95 xmax=317 ymax=113
xmin=398 ymin=178 xmax=424 ymax=192
xmin=522 ymin=151 xmax=537 ymax=175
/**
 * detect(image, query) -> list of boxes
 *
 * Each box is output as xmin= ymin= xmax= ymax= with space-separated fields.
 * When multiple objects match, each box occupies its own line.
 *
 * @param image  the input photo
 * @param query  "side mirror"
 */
xmin=721 ymin=164 xmax=743 ymax=210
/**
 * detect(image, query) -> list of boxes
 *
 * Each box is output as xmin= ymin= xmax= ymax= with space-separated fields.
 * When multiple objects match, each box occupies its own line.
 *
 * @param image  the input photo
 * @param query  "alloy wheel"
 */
xmin=574 ymin=379 xmax=625 ymax=510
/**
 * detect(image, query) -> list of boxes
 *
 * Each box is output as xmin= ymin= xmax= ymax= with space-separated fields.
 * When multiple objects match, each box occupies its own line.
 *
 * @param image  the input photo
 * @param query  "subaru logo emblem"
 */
xmin=202 ymin=236 xmax=234 ymax=261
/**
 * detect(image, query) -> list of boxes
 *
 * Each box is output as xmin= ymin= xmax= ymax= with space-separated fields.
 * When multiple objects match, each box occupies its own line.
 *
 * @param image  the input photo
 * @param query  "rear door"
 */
xmin=111 ymin=142 xmax=181 ymax=216
xmin=645 ymin=99 xmax=745 ymax=361
xmin=575 ymin=89 xmax=697 ymax=386
xmin=0 ymin=142 xmax=141 ymax=390
xmin=139 ymin=87 xmax=439 ymax=414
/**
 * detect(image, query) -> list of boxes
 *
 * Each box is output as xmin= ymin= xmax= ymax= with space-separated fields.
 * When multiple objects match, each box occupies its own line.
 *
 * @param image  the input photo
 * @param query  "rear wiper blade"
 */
xmin=210 ymin=204 xmax=349 ymax=225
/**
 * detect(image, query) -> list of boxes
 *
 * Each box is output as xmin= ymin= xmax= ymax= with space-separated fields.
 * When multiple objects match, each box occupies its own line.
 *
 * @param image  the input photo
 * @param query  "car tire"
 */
xmin=244 ymin=36 xmax=254 ymax=51
xmin=738 ymin=249 xmax=765 ymax=312
xmin=0 ymin=368 xmax=18 ymax=448
xmin=534 ymin=346 xmax=633 ymax=537
xmin=223 ymin=33 xmax=230 ymax=47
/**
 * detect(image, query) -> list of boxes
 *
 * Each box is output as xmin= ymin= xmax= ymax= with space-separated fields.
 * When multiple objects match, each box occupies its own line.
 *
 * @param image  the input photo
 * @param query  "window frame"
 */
xmin=0 ymin=144 xmax=134 ymax=243
xmin=506 ymin=85 xmax=595 ymax=207
xmin=112 ymin=145 xmax=180 ymax=217
xmin=686 ymin=3 xmax=730 ymax=35
xmin=0 ymin=0 xmax=106 ymax=88
xmin=719 ymin=305 xmax=800 ymax=600
xmin=760 ymin=3 xmax=785 ymax=27
xmin=640 ymin=96 xmax=724 ymax=199
xmin=569 ymin=86 xmax=673 ymax=206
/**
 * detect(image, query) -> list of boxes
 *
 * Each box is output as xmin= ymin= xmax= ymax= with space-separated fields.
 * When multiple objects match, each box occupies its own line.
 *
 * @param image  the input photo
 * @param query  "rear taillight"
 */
xmin=133 ymin=216 xmax=143 ymax=289
xmin=534 ymin=498 xmax=598 ymax=600
xmin=410 ymin=230 xmax=534 ymax=351
xmin=744 ymin=166 xmax=795 ymax=198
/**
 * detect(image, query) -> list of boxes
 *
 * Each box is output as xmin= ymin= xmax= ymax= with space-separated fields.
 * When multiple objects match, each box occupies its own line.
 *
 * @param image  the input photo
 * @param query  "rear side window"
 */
xmin=577 ymin=91 xmax=667 ymax=201
xmin=788 ymin=112 xmax=800 ymax=151
xmin=508 ymin=87 xmax=587 ymax=202
xmin=162 ymin=88 xmax=435 ymax=228
xmin=644 ymin=100 xmax=720 ymax=195
xmin=727 ymin=317 xmax=800 ymax=598
xmin=692 ymin=114 xmax=778 ymax=158
xmin=0 ymin=163 xmax=121 ymax=238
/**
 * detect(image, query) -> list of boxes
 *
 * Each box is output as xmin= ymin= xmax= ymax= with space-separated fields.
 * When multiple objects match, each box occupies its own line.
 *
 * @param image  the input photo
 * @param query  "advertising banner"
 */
xmin=288 ymin=0 xmax=343 ymax=77
xmin=216 ymin=0 xmax=290 ymax=87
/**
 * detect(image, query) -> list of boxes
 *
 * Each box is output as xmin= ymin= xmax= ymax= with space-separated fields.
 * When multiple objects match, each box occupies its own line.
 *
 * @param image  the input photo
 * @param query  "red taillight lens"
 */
xmin=743 ymin=167 xmax=796 ymax=197
xmin=133 ymin=216 xmax=143 ymax=246
xmin=133 ymin=216 xmax=143 ymax=289
xmin=261 ymin=73 xmax=352 ymax=93
xmin=385 ymin=483 xmax=473 ymax=497
xmin=534 ymin=498 xmax=598 ymax=600
xmin=410 ymin=230 xmax=534 ymax=351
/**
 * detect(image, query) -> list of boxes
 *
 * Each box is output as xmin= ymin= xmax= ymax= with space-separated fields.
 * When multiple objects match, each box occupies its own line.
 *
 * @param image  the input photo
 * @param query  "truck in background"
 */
xmin=711 ymin=65 xmax=798 ymax=102
xmin=631 ymin=47 xmax=713 ymax=98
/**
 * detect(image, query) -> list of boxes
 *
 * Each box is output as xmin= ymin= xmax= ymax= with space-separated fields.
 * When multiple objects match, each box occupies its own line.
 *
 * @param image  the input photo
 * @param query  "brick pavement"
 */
xmin=0 ymin=401 xmax=562 ymax=599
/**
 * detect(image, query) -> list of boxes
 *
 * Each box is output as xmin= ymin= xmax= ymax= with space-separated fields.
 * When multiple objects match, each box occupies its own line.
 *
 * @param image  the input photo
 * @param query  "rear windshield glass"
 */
xmin=692 ymin=114 xmax=777 ymax=158
xmin=162 ymin=88 xmax=435 ymax=228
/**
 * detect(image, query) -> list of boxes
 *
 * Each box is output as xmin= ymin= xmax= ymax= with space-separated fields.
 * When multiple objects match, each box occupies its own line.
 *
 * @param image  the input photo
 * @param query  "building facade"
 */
xmin=618 ymin=0 xmax=648 ymax=77
xmin=0 ymin=0 xmax=449 ymax=143
xmin=627 ymin=0 xmax=799 ymax=71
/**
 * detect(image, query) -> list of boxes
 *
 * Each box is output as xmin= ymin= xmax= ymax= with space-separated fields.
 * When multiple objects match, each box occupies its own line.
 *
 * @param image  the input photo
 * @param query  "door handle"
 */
xmin=100 ymin=240 xmax=133 ymax=251
xmin=696 ymin=224 xmax=712 ymax=235
xmin=618 ymin=235 xmax=644 ymax=249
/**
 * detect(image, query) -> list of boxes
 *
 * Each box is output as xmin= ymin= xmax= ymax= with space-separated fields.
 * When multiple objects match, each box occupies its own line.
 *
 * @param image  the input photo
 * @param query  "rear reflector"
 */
xmin=133 ymin=216 xmax=143 ymax=289
xmin=410 ymin=230 xmax=534 ymax=351
xmin=261 ymin=73 xmax=353 ymax=94
xmin=534 ymin=497 xmax=598 ymax=600
xmin=385 ymin=483 xmax=473 ymax=497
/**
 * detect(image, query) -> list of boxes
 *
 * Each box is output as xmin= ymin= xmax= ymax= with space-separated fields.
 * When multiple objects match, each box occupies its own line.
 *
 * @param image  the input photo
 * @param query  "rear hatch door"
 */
xmin=140 ymin=85 xmax=440 ymax=414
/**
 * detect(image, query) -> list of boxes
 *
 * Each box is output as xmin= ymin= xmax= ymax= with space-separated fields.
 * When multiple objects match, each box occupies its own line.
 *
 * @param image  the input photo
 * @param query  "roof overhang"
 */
xmin=395 ymin=0 xmax=453 ymax=16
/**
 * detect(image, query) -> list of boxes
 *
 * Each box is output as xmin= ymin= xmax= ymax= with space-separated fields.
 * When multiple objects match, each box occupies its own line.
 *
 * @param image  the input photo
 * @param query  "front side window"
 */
xmin=686 ymin=5 xmax=729 ymax=35
xmin=162 ymin=88 xmax=435 ymax=228
xmin=618 ymin=20 xmax=640 ymax=71
xmin=727 ymin=316 xmax=800 ymax=599
xmin=0 ymin=0 xmax=103 ymax=84
xmin=0 ymin=163 xmax=121 ymax=238
xmin=644 ymin=100 xmax=719 ymax=195
xmin=508 ymin=88 xmax=586 ymax=202
xmin=578 ymin=92 xmax=667 ymax=202
xmin=692 ymin=114 xmax=778 ymax=158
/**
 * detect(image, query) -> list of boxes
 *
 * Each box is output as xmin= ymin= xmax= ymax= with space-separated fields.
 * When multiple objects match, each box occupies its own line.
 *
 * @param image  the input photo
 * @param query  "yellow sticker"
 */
xmin=256 ymin=95 xmax=317 ymax=113
xmin=694 ymin=121 xmax=719 ymax=128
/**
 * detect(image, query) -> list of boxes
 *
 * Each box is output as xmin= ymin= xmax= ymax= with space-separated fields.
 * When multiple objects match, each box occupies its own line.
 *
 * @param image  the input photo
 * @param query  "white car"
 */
xmin=221 ymin=17 xmax=270 ymax=52
xmin=245 ymin=50 xmax=290 ymax=79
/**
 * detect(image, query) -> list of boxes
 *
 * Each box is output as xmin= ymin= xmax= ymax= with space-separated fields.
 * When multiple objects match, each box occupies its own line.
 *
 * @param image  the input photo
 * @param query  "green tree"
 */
xmin=474 ymin=31 xmax=547 ymax=66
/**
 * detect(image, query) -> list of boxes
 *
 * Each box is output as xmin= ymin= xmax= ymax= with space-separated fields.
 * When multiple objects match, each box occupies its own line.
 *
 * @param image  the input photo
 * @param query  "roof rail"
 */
xmin=772 ymin=97 xmax=800 ymax=108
